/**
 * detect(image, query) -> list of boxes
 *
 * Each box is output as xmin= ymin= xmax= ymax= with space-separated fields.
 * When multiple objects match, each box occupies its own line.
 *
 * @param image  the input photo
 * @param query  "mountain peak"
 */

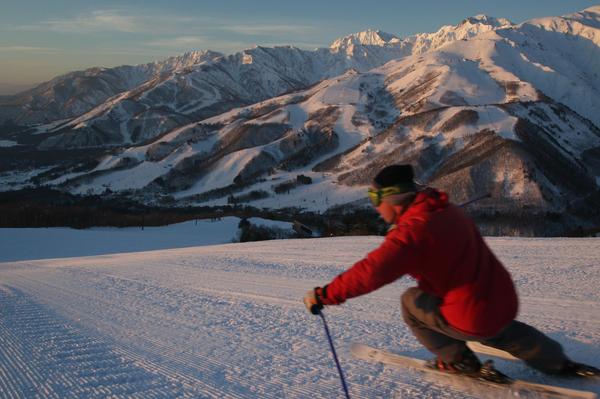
xmin=153 ymin=50 xmax=223 ymax=73
xmin=582 ymin=5 xmax=600 ymax=14
xmin=330 ymin=29 xmax=399 ymax=51
xmin=562 ymin=5 xmax=600 ymax=29
xmin=460 ymin=14 xmax=513 ymax=28
xmin=170 ymin=50 xmax=223 ymax=65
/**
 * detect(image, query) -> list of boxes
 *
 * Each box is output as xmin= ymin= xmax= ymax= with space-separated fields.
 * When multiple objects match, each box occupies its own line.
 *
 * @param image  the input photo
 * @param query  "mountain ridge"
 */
xmin=0 ymin=11 xmax=522 ymax=128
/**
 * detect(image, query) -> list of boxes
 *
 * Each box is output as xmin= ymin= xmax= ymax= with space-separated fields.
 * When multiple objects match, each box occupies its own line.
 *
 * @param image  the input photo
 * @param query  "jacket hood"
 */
xmin=397 ymin=188 xmax=449 ymax=223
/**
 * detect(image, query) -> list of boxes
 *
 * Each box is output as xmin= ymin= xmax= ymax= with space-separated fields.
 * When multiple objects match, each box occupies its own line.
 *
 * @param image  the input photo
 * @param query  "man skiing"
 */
xmin=304 ymin=164 xmax=599 ymax=378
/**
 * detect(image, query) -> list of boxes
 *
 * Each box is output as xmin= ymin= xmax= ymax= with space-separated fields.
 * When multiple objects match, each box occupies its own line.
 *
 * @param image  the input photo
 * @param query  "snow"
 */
xmin=0 ymin=217 xmax=291 ymax=262
xmin=319 ymin=83 xmax=360 ymax=106
xmin=175 ymin=147 xmax=263 ymax=198
xmin=66 ymin=126 xmax=223 ymax=194
xmin=0 ymin=235 xmax=598 ymax=398
xmin=0 ymin=140 xmax=17 ymax=147
xmin=0 ymin=166 xmax=54 ymax=191
xmin=74 ymin=145 xmax=192 ymax=194
xmin=285 ymin=104 xmax=308 ymax=130
xmin=330 ymin=30 xmax=400 ymax=52
xmin=475 ymin=106 xmax=520 ymax=140
xmin=247 ymin=175 xmax=367 ymax=212
xmin=31 ymin=118 xmax=72 ymax=135
xmin=334 ymin=104 xmax=371 ymax=148
xmin=168 ymin=72 xmax=377 ymax=202
xmin=64 ymin=90 xmax=134 ymax=129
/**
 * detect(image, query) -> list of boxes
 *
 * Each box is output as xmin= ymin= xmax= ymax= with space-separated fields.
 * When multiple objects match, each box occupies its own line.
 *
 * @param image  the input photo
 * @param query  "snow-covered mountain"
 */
xmin=1 ymin=6 xmax=600 ymax=235
xmin=0 ymin=13 xmax=518 ymax=148
xmin=0 ymin=51 xmax=223 ymax=126
xmin=56 ymin=46 xmax=597 ymax=233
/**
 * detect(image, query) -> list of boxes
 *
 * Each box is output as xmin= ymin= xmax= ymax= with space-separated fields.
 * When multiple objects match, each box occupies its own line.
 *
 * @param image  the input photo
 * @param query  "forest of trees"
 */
xmin=0 ymin=187 xmax=390 ymax=238
xmin=1 ymin=187 xmax=595 ymax=238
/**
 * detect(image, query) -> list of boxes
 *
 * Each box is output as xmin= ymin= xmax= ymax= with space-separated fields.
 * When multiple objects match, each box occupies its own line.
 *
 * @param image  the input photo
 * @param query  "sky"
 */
xmin=0 ymin=0 xmax=598 ymax=93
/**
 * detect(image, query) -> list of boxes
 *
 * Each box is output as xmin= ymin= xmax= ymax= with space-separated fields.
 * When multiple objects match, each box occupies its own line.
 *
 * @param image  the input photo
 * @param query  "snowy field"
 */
xmin=0 ymin=217 xmax=291 ymax=262
xmin=0 ymin=236 xmax=599 ymax=398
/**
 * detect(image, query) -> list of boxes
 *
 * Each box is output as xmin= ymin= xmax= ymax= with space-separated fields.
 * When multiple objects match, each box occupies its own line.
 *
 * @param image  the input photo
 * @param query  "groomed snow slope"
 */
xmin=0 ymin=237 xmax=599 ymax=398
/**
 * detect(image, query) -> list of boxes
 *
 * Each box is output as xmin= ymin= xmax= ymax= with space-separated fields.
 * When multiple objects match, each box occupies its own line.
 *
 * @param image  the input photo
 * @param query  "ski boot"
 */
xmin=426 ymin=351 xmax=512 ymax=384
xmin=478 ymin=360 xmax=513 ymax=384
xmin=559 ymin=360 xmax=600 ymax=378
xmin=426 ymin=350 xmax=482 ymax=376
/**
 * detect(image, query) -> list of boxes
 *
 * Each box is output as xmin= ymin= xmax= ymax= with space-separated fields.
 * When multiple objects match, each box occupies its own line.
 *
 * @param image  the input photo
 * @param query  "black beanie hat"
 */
xmin=373 ymin=164 xmax=416 ymax=190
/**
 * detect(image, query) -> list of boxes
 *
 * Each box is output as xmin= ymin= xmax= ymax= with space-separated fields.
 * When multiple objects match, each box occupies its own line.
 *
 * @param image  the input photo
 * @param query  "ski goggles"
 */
xmin=367 ymin=183 xmax=415 ymax=207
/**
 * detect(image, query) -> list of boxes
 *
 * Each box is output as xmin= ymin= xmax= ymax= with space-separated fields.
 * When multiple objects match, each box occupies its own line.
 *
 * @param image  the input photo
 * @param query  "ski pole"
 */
xmin=458 ymin=192 xmax=491 ymax=208
xmin=317 ymin=309 xmax=351 ymax=399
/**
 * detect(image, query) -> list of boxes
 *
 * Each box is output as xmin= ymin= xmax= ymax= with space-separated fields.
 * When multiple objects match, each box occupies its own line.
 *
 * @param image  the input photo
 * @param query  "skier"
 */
xmin=304 ymin=164 xmax=599 ymax=378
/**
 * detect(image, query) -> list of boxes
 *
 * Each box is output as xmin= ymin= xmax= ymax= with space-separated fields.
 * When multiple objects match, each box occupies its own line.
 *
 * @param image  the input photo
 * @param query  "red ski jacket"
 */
xmin=321 ymin=189 xmax=518 ymax=337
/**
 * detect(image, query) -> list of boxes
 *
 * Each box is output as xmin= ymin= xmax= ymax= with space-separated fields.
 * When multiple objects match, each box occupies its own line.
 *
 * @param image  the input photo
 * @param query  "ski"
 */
xmin=467 ymin=341 xmax=518 ymax=361
xmin=351 ymin=343 xmax=597 ymax=399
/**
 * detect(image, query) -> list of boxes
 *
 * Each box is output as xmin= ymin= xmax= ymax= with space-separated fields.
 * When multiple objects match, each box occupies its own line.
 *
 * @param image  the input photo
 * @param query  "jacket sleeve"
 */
xmin=321 ymin=229 xmax=422 ymax=305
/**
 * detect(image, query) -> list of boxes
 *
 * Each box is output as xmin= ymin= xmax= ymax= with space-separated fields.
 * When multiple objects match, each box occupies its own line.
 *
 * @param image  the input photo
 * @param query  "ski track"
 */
xmin=0 ymin=237 xmax=599 ymax=398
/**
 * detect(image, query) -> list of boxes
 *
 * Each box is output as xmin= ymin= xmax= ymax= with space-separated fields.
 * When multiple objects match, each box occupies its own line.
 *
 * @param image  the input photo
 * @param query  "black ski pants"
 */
xmin=401 ymin=287 xmax=568 ymax=373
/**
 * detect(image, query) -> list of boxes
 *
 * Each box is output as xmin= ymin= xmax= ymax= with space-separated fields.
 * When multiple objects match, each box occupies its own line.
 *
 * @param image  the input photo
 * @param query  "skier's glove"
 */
xmin=303 ymin=287 xmax=326 ymax=315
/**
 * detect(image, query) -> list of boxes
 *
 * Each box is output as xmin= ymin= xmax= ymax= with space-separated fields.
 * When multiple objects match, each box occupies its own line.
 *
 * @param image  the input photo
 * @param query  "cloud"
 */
xmin=11 ymin=9 xmax=321 ymax=38
xmin=14 ymin=10 xmax=140 ymax=33
xmin=5 ymin=9 xmax=329 ymax=56
xmin=12 ymin=9 xmax=199 ymax=34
